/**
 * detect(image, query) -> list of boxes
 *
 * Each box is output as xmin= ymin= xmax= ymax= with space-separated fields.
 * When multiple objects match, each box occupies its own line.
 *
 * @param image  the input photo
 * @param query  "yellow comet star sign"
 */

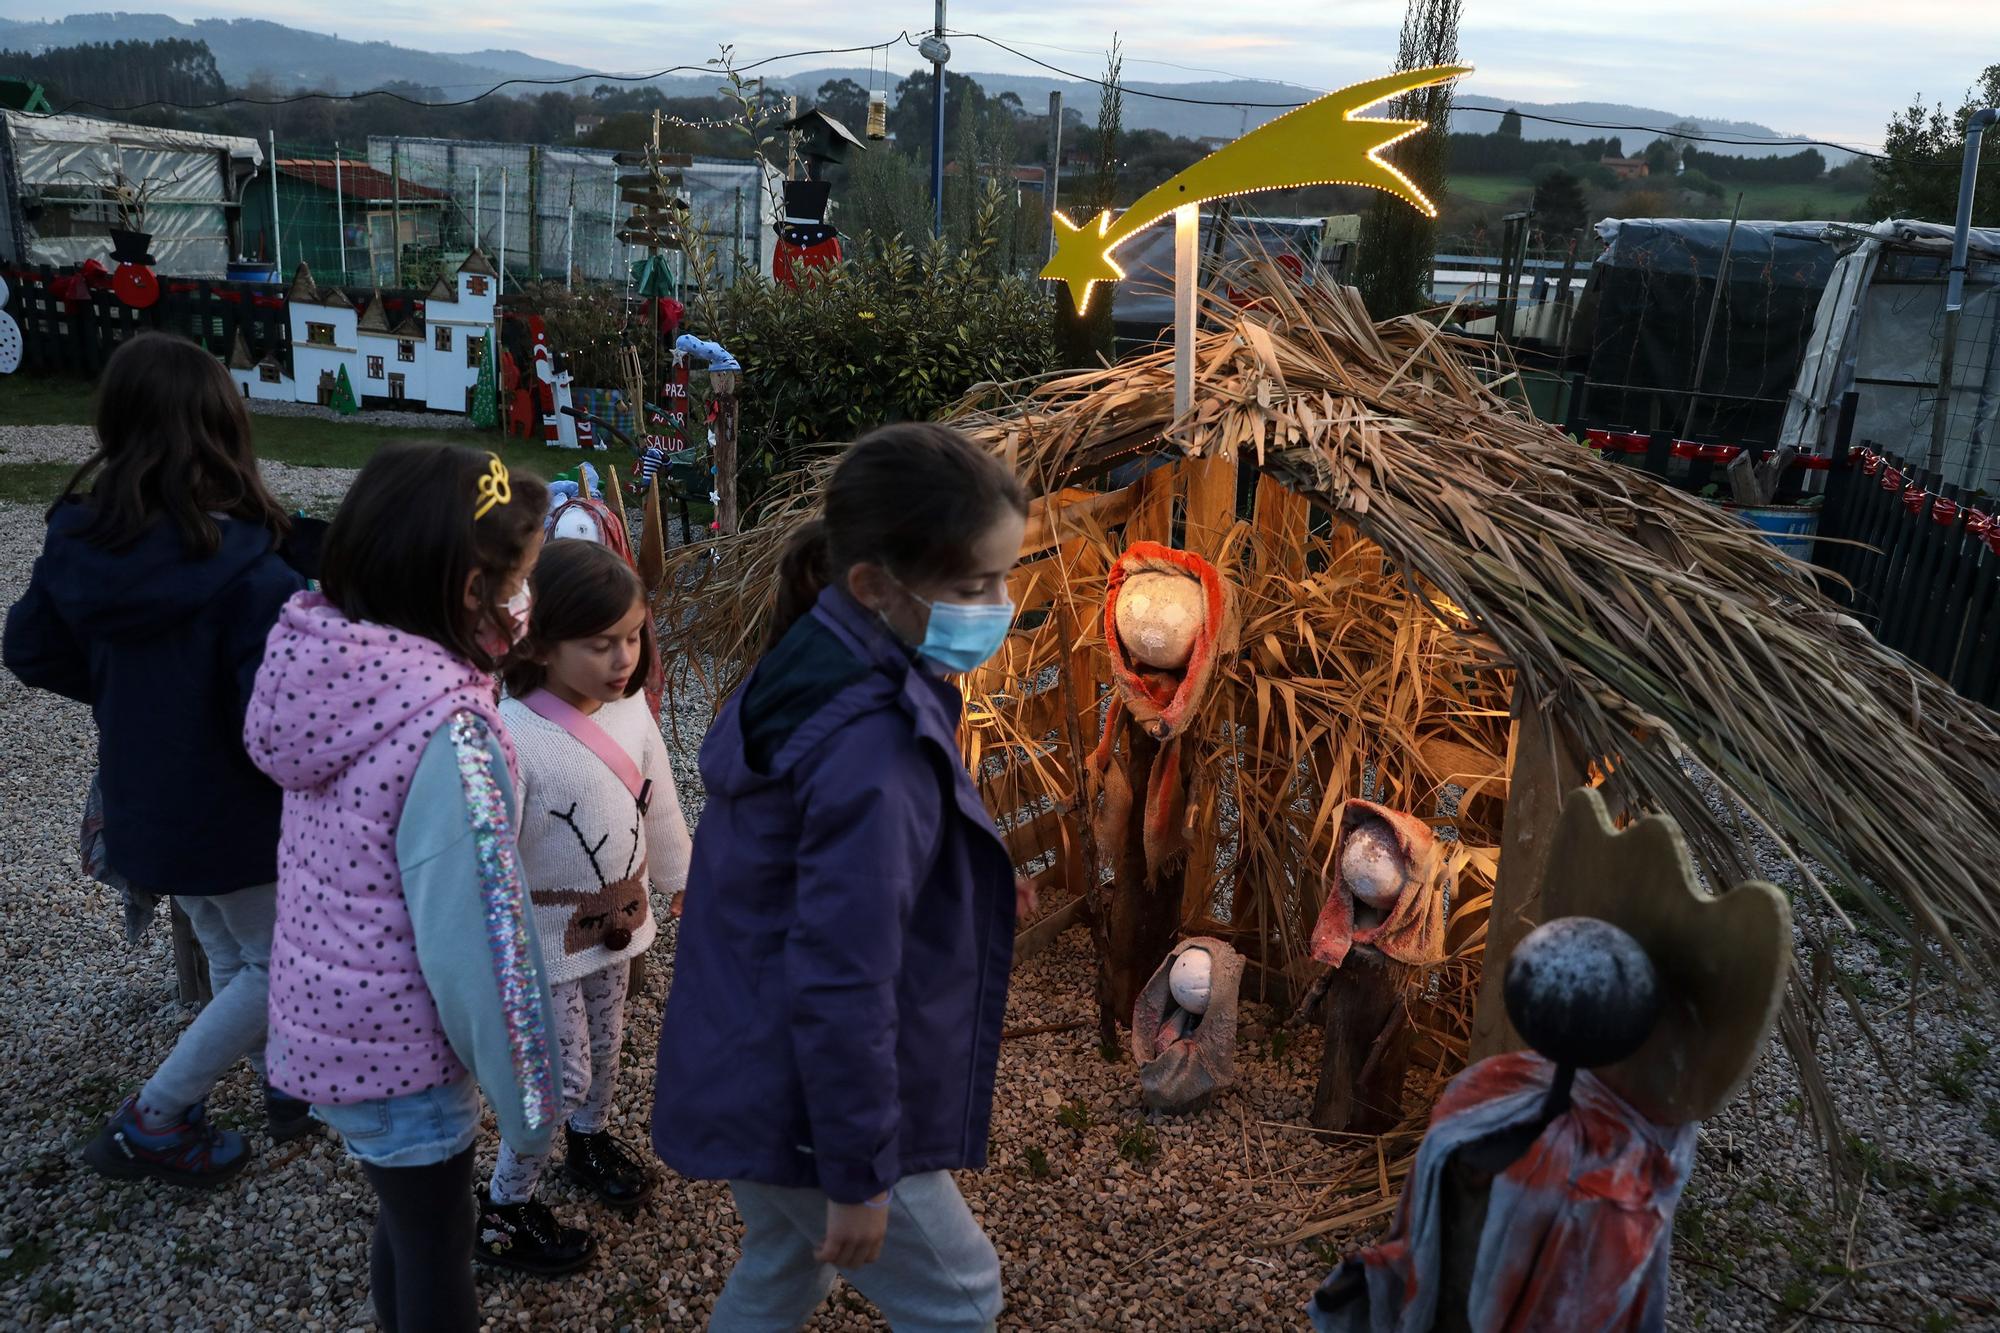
xmin=1043 ymin=64 xmax=1472 ymax=313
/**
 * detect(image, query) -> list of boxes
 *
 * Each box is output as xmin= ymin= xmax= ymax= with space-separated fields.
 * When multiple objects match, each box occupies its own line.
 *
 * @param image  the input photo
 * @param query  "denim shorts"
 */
xmin=313 ymin=1078 xmax=481 ymax=1168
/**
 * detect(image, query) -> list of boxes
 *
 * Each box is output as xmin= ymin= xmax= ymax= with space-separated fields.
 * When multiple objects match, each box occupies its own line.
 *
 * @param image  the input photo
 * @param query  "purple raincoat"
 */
xmin=652 ymin=586 xmax=1016 ymax=1204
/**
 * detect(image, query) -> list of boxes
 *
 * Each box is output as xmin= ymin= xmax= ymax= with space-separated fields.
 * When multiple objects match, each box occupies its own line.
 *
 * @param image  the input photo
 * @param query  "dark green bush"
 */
xmin=712 ymin=231 xmax=1054 ymax=509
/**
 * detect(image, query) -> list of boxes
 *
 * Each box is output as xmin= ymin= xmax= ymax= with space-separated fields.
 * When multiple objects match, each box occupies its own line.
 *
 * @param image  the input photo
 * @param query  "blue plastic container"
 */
xmin=227 ymin=260 xmax=280 ymax=283
xmin=1727 ymin=504 xmax=1820 ymax=563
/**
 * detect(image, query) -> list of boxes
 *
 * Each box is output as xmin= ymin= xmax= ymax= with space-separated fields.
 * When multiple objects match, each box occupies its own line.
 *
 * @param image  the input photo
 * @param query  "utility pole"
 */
xmin=1045 ymin=91 xmax=1063 ymax=264
xmin=921 ymin=4 xmax=950 ymax=239
xmin=333 ymin=143 xmax=346 ymax=281
xmin=268 ymin=129 xmax=281 ymax=273
xmin=1934 ymin=107 xmax=1998 ymax=481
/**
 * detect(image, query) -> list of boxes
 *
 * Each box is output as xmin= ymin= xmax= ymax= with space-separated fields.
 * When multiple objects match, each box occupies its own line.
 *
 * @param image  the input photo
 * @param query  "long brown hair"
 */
xmin=768 ymin=423 xmax=1027 ymax=648
xmin=53 ymin=331 xmax=290 ymax=555
xmin=320 ymin=443 xmax=548 ymax=673
xmin=501 ymin=539 xmax=653 ymax=699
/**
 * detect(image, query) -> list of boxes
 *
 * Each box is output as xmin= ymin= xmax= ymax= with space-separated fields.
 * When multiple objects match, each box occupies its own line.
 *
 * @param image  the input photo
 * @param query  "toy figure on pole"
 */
xmin=772 ymin=106 xmax=865 ymax=288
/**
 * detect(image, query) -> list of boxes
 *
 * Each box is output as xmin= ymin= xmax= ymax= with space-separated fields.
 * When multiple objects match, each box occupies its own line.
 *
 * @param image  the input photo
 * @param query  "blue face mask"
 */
xmin=898 ymin=588 xmax=1015 ymax=674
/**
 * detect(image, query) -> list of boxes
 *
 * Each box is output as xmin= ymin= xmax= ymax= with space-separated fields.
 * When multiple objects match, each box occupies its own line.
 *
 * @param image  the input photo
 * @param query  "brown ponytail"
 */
xmin=769 ymin=519 xmax=833 ymax=649
xmin=763 ymin=424 xmax=1027 ymax=649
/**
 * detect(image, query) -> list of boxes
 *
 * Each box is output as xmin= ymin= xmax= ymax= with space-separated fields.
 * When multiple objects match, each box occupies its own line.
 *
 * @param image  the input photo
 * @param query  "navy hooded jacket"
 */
xmin=3 ymin=498 xmax=303 ymax=895
xmin=652 ymin=585 xmax=1016 ymax=1204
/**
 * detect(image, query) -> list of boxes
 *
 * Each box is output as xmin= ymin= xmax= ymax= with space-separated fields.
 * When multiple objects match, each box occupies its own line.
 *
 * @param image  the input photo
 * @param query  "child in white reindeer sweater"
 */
xmin=479 ymin=539 xmax=692 ymax=1273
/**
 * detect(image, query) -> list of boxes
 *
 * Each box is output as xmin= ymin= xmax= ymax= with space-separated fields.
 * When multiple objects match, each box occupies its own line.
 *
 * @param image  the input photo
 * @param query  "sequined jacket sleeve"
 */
xmin=399 ymin=712 xmax=560 ymax=1157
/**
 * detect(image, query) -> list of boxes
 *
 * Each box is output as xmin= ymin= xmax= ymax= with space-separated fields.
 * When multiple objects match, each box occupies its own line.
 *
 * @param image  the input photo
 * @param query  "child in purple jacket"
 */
xmin=654 ymin=424 xmax=1032 ymax=1331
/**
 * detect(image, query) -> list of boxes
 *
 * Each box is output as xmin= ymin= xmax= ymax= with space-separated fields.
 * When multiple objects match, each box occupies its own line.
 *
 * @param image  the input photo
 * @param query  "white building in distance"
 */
xmin=277 ymin=248 xmax=498 ymax=411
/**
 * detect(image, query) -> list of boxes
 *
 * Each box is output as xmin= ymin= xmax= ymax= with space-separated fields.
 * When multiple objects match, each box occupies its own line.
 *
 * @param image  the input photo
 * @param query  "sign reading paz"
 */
xmin=1038 ymin=65 xmax=1473 ymax=314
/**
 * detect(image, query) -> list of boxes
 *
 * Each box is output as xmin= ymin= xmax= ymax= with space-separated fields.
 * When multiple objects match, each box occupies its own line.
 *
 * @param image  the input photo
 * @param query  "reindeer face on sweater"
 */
xmin=538 ymin=874 xmax=649 ymax=953
xmin=540 ymin=803 xmax=651 ymax=954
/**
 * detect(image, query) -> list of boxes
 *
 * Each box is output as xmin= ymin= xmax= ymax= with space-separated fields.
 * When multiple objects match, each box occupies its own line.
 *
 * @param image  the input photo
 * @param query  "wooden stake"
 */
xmin=709 ymin=369 xmax=740 ymax=537
xmin=1467 ymin=686 xmax=1585 ymax=1061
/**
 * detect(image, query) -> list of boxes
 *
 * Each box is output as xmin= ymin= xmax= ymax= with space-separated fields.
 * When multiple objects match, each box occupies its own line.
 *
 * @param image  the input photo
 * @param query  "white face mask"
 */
xmin=502 ymin=584 xmax=533 ymax=646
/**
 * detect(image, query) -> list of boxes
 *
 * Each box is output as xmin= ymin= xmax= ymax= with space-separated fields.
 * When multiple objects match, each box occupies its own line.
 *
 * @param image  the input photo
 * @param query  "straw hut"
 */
xmin=660 ymin=259 xmax=2000 ymax=1196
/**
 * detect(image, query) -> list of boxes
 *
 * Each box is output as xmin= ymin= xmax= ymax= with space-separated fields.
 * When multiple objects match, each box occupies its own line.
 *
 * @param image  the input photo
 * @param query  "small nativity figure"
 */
xmin=1087 ymin=541 xmax=1238 ymax=1021
xmin=1304 ymin=801 xmax=1447 ymax=1133
xmin=1131 ymin=936 xmax=1245 ymax=1115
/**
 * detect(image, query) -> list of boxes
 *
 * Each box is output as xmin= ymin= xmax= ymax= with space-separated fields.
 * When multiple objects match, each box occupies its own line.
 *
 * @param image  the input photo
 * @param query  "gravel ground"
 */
xmin=0 ymin=477 xmax=1995 ymax=1330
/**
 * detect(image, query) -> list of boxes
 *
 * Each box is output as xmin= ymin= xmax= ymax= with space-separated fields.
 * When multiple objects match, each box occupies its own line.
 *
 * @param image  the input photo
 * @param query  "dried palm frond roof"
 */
xmin=939 ymin=263 xmax=2000 ymax=988
xmin=661 ymin=260 xmax=2000 ymax=995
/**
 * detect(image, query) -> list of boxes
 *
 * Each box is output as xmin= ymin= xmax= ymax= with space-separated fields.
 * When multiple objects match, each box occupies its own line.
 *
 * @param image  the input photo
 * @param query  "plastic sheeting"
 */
xmin=1779 ymin=221 xmax=2000 ymax=490
xmin=1583 ymin=217 xmax=1839 ymax=445
xmin=1 ymin=111 xmax=260 ymax=276
xmin=365 ymin=137 xmax=776 ymax=286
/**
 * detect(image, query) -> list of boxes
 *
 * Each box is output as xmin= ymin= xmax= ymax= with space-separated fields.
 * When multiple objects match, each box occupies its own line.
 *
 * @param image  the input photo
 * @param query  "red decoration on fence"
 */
xmin=1932 ymin=498 xmax=1961 ymax=527
xmin=1903 ymin=485 xmax=1927 ymax=515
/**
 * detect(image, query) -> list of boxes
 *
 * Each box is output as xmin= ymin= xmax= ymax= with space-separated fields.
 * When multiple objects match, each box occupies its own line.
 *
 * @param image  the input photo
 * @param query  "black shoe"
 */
xmin=562 ymin=1125 xmax=655 ymax=1211
xmin=264 ymin=1084 xmax=321 ymax=1144
xmin=474 ymin=1192 xmax=595 ymax=1276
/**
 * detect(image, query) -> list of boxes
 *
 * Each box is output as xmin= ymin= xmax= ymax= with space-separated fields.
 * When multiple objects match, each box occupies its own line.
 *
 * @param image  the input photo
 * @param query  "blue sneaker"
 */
xmin=82 ymin=1096 xmax=249 ymax=1188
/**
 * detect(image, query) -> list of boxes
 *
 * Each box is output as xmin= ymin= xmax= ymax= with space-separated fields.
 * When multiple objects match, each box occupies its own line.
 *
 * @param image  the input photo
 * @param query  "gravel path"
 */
xmin=0 ymin=479 xmax=1994 ymax=1330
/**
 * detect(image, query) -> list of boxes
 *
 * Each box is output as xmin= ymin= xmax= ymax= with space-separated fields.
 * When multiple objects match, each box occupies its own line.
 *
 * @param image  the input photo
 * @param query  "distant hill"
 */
xmin=0 ymin=13 xmax=587 ymax=96
xmin=769 ymin=68 xmax=1852 ymax=162
xmin=0 ymin=16 xmax=1847 ymax=163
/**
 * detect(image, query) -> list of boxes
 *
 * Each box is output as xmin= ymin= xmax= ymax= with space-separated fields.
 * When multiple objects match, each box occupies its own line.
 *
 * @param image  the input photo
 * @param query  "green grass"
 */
xmin=0 ymin=462 xmax=78 ymax=506
xmin=0 ymin=1233 xmax=54 ymax=1282
xmin=33 ymin=1282 xmax=76 ymax=1317
xmin=1115 ymin=1121 xmax=1160 ymax=1166
xmin=0 ymin=372 xmax=598 ymax=503
xmin=1444 ymin=173 xmax=1867 ymax=222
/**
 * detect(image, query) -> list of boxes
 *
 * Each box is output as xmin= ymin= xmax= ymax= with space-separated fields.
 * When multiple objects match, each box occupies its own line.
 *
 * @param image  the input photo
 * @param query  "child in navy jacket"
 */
xmin=4 ymin=332 xmax=308 ymax=1185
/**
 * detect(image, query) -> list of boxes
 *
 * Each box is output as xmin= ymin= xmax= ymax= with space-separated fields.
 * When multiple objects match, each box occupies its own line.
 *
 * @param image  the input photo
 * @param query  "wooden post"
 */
xmin=1467 ymin=688 xmax=1585 ymax=1062
xmin=170 ymin=900 xmax=213 ymax=1006
xmin=1173 ymin=204 xmax=1198 ymax=424
xmin=1309 ymin=947 xmax=1410 ymax=1133
xmin=709 ymin=369 xmax=740 ymax=536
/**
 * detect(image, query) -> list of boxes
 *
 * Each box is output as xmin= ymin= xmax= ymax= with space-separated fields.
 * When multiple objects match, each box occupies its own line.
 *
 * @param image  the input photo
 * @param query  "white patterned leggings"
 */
xmin=488 ymin=963 xmax=630 ymax=1205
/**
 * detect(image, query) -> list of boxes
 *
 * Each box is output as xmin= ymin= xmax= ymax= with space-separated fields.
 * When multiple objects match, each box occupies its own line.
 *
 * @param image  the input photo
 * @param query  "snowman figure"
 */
xmin=0 ymin=274 xmax=21 ymax=376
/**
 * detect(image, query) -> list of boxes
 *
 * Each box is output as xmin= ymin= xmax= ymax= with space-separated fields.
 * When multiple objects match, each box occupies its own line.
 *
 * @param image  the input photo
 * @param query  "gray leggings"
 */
xmin=138 ymin=883 xmax=275 ymax=1119
xmin=488 ymin=962 xmax=629 ymax=1204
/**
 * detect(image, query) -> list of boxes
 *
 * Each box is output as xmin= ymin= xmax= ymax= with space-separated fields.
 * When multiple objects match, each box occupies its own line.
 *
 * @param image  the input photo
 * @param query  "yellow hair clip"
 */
xmin=473 ymin=453 xmax=511 ymax=520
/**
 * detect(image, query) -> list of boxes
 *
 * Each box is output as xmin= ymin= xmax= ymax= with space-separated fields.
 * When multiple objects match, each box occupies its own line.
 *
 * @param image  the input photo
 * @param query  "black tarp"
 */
xmin=1581 ymin=218 xmax=1839 ymax=445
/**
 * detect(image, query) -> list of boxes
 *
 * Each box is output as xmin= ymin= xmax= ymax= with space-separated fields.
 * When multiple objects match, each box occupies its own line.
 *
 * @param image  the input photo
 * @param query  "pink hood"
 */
xmin=246 ymin=593 xmax=497 ymax=790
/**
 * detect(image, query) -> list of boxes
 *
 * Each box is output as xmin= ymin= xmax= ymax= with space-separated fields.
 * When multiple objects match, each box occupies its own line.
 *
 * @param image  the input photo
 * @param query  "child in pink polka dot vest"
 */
xmin=246 ymin=444 xmax=570 ymax=1332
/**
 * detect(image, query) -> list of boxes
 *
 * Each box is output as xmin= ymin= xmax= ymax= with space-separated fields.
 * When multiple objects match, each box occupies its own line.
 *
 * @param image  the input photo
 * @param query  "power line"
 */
xmin=35 ymin=23 xmax=1909 ymax=167
xmin=46 ymin=35 xmax=923 ymax=117
xmin=945 ymin=29 xmax=1896 ymax=161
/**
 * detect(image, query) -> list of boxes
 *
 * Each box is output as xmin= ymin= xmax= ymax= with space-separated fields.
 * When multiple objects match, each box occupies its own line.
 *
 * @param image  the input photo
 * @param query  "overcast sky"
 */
xmin=13 ymin=1 xmax=1992 ymax=148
